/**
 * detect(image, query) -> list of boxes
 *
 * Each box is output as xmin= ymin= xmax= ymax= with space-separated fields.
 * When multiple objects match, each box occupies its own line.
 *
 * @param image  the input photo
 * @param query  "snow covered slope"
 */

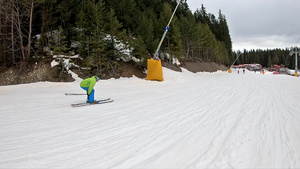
xmin=0 ymin=68 xmax=300 ymax=168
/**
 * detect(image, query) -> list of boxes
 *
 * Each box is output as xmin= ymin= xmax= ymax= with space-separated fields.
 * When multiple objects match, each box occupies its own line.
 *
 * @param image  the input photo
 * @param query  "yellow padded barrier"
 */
xmin=146 ymin=59 xmax=163 ymax=81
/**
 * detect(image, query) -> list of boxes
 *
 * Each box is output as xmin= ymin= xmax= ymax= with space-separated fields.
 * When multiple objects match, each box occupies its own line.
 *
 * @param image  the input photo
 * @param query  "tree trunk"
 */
xmin=185 ymin=38 xmax=189 ymax=60
xmin=26 ymin=0 xmax=34 ymax=59
xmin=11 ymin=1 xmax=15 ymax=64
xmin=0 ymin=0 xmax=5 ymax=66
xmin=15 ymin=6 xmax=25 ymax=61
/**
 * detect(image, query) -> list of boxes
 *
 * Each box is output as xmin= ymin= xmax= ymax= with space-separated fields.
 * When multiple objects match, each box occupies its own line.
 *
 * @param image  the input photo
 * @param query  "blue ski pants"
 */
xmin=81 ymin=87 xmax=95 ymax=103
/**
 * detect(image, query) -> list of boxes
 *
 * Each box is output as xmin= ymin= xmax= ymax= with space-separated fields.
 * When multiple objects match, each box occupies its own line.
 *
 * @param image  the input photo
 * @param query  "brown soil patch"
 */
xmin=0 ymin=62 xmax=74 ymax=86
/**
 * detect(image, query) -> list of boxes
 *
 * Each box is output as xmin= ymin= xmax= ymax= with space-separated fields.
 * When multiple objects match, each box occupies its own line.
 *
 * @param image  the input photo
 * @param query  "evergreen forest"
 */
xmin=0 ymin=0 xmax=296 ymax=74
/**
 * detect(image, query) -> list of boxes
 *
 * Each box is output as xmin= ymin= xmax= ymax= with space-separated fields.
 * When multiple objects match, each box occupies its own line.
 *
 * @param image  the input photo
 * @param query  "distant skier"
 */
xmin=80 ymin=75 xmax=100 ymax=103
xmin=243 ymin=69 xmax=245 ymax=74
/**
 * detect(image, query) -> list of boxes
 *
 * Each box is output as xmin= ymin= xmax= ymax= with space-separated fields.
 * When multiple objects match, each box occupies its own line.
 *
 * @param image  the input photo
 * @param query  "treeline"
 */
xmin=0 ymin=0 xmax=232 ymax=72
xmin=233 ymin=48 xmax=297 ymax=69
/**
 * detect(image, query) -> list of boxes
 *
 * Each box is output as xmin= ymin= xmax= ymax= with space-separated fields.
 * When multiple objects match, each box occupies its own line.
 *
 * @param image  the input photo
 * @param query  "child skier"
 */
xmin=80 ymin=75 xmax=100 ymax=103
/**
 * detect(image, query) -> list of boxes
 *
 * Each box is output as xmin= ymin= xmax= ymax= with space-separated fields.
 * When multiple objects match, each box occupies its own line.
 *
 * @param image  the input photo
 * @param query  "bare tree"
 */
xmin=0 ymin=0 xmax=6 ymax=66
xmin=0 ymin=0 xmax=36 ymax=66
xmin=0 ymin=0 xmax=16 ymax=65
xmin=11 ymin=0 xmax=16 ymax=64
xmin=14 ymin=0 xmax=36 ymax=61
xmin=27 ymin=0 xmax=34 ymax=59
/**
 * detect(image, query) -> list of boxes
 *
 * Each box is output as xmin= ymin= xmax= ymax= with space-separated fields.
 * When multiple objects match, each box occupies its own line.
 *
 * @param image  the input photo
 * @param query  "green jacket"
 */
xmin=80 ymin=76 xmax=97 ymax=95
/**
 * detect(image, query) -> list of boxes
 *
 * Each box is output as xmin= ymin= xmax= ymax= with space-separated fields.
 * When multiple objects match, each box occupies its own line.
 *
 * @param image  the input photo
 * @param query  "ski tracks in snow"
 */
xmin=0 ymin=69 xmax=300 ymax=168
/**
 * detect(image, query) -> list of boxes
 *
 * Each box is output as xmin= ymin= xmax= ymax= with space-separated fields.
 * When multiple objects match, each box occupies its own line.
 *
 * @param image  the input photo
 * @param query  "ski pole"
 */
xmin=65 ymin=93 xmax=86 ymax=96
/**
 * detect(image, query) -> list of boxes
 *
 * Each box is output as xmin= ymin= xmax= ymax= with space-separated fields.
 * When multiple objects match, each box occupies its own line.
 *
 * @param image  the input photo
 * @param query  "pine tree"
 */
xmin=194 ymin=4 xmax=211 ymax=25
xmin=217 ymin=10 xmax=232 ymax=56
xmin=39 ymin=0 xmax=58 ymax=56
xmin=135 ymin=10 xmax=157 ymax=54
xmin=268 ymin=54 xmax=272 ymax=68
xmin=75 ymin=1 xmax=91 ymax=60
xmin=179 ymin=11 xmax=204 ymax=61
xmin=131 ymin=35 xmax=148 ymax=61
xmin=168 ymin=16 xmax=183 ymax=59
xmin=53 ymin=26 xmax=70 ymax=55
xmin=104 ymin=8 xmax=123 ymax=60
xmin=89 ymin=0 xmax=106 ymax=73
xmin=117 ymin=0 xmax=137 ymax=34
xmin=199 ymin=24 xmax=218 ymax=62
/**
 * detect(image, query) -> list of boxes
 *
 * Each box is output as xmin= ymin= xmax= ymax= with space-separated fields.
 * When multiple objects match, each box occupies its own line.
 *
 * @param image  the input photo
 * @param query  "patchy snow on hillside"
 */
xmin=0 ymin=68 xmax=299 ymax=168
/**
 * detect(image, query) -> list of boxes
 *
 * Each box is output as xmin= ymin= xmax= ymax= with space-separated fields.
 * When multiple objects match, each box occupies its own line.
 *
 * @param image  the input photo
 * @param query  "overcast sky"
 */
xmin=186 ymin=0 xmax=300 ymax=51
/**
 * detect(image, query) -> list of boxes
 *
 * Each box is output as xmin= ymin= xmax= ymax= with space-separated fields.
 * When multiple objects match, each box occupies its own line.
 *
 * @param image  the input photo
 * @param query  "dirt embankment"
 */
xmin=0 ymin=62 xmax=74 ymax=86
xmin=162 ymin=61 xmax=228 ymax=72
xmin=0 ymin=61 xmax=228 ymax=86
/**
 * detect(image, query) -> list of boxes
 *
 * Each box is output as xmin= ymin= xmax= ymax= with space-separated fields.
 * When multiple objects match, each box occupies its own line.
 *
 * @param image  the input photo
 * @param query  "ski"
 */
xmin=65 ymin=93 xmax=86 ymax=96
xmin=96 ymin=98 xmax=111 ymax=102
xmin=71 ymin=98 xmax=113 ymax=107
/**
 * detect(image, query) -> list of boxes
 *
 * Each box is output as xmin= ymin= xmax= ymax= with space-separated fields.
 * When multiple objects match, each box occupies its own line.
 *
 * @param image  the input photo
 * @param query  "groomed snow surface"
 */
xmin=0 ymin=68 xmax=300 ymax=169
